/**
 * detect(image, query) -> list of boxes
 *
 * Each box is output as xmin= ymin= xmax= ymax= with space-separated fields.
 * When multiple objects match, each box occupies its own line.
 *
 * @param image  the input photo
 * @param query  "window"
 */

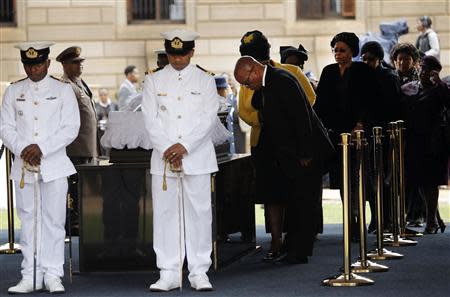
xmin=0 ymin=0 xmax=16 ymax=26
xmin=297 ymin=0 xmax=355 ymax=19
xmin=128 ymin=0 xmax=185 ymax=23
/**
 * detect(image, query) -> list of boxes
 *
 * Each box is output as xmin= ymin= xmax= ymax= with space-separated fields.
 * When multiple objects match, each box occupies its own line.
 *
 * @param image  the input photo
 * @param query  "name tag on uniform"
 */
xmin=45 ymin=96 xmax=57 ymax=100
xmin=16 ymin=98 xmax=26 ymax=101
xmin=191 ymin=91 xmax=201 ymax=95
xmin=157 ymin=93 xmax=167 ymax=97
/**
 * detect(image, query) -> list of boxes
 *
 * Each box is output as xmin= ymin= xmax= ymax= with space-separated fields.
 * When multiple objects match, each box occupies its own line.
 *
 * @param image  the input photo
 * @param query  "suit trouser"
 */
xmin=15 ymin=177 xmax=67 ymax=281
xmin=152 ymin=174 xmax=212 ymax=281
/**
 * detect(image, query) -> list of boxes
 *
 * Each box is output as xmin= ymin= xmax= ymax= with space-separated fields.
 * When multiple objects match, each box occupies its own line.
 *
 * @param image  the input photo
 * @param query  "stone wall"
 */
xmin=0 ymin=0 xmax=449 ymax=101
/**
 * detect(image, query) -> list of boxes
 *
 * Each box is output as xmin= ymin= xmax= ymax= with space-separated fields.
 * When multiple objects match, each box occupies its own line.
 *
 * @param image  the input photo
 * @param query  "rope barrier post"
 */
xmin=0 ymin=148 xmax=21 ymax=254
xmin=384 ymin=122 xmax=417 ymax=247
xmin=322 ymin=133 xmax=374 ymax=286
xmin=350 ymin=130 xmax=388 ymax=273
xmin=367 ymin=127 xmax=403 ymax=260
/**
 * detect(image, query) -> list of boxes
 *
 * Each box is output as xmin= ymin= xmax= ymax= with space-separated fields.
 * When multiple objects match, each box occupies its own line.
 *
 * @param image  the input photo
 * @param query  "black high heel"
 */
xmin=438 ymin=221 xmax=446 ymax=233
xmin=424 ymin=225 xmax=440 ymax=234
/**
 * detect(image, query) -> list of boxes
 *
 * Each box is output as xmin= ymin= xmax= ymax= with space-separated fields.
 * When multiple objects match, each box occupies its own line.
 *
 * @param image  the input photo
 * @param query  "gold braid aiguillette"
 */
xmin=163 ymin=159 xmax=168 ymax=191
xmin=20 ymin=166 xmax=25 ymax=189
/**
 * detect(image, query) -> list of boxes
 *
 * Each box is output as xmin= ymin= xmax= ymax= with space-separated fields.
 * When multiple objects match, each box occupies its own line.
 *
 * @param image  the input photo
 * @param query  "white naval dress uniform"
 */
xmin=142 ymin=63 xmax=219 ymax=281
xmin=0 ymin=75 xmax=80 ymax=282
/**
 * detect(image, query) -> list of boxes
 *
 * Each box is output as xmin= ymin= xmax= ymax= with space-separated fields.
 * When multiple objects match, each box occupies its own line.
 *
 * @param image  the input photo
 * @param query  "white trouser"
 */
xmin=152 ymin=174 xmax=212 ymax=280
xmin=15 ymin=177 xmax=67 ymax=281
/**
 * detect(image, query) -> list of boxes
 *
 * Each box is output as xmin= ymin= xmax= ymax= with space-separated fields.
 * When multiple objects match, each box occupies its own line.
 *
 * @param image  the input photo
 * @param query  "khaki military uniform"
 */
xmin=62 ymin=75 xmax=98 ymax=158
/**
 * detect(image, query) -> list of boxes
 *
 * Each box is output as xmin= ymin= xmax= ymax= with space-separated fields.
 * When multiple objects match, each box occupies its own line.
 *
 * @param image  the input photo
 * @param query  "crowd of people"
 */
xmin=0 ymin=14 xmax=449 ymax=294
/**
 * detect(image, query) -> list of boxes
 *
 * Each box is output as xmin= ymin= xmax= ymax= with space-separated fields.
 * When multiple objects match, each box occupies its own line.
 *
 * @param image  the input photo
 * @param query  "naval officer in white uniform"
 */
xmin=0 ymin=42 xmax=80 ymax=294
xmin=142 ymin=29 xmax=219 ymax=292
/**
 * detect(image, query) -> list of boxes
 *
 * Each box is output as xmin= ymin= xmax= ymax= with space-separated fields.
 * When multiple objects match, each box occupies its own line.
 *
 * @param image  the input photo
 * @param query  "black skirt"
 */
xmin=251 ymin=144 xmax=293 ymax=205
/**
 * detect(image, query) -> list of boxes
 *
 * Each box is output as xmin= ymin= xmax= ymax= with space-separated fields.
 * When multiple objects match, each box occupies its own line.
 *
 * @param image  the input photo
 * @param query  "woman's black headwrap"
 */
xmin=239 ymin=30 xmax=271 ymax=62
xmin=330 ymin=32 xmax=360 ymax=57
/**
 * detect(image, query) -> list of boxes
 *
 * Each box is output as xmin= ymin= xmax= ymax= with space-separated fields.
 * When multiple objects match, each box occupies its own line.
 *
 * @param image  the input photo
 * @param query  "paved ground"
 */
xmin=1 ymin=224 xmax=449 ymax=297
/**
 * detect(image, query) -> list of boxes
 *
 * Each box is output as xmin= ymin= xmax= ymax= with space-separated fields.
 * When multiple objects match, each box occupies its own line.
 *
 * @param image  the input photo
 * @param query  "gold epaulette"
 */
xmin=196 ymin=64 xmax=215 ymax=76
xmin=145 ymin=67 xmax=163 ymax=75
xmin=50 ymin=75 xmax=68 ymax=83
xmin=10 ymin=77 xmax=27 ymax=84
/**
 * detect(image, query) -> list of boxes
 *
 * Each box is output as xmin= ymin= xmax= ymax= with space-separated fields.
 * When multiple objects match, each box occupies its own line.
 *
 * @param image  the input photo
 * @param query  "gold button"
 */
xmin=34 ymin=101 xmax=38 ymax=105
xmin=177 ymin=115 xmax=182 ymax=119
xmin=34 ymin=132 xmax=38 ymax=136
xmin=177 ymin=96 xmax=181 ymax=101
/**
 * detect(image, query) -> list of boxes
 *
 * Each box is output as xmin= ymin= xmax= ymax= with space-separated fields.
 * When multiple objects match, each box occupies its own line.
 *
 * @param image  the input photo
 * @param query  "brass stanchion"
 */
xmin=67 ymin=193 xmax=73 ymax=283
xmin=396 ymin=120 xmax=422 ymax=238
xmin=0 ymin=148 xmax=21 ymax=254
xmin=367 ymin=127 xmax=403 ymax=260
xmin=323 ymin=133 xmax=374 ymax=286
xmin=384 ymin=122 xmax=417 ymax=247
xmin=350 ymin=130 xmax=388 ymax=273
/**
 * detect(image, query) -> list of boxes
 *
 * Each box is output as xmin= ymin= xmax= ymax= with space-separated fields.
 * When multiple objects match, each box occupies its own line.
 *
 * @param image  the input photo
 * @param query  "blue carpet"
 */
xmin=1 ymin=224 xmax=449 ymax=297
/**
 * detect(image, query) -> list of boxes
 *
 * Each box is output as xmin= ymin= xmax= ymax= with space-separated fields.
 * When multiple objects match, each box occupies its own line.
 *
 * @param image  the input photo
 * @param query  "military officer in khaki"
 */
xmin=56 ymin=46 xmax=98 ymax=162
xmin=56 ymin=46 xmax=98 ymax=235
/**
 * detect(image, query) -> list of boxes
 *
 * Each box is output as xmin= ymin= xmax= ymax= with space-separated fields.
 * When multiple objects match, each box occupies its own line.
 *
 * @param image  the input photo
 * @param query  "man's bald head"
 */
xmin=234 ymin=56 xmax=265 ymax=90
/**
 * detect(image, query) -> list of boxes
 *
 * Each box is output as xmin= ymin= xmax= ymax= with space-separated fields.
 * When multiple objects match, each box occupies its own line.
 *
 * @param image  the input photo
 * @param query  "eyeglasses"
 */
xmin=332 ymin=48 xmax=348 ymax=54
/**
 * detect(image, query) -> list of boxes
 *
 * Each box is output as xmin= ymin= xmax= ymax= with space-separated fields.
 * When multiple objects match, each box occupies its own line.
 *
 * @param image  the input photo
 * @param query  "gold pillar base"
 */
xmin=384 ymin=237 xmax=417 ymax=247
xmin=351 ymin=260 xmax=389 ymax=273
xmin=0 ymin=242 xmax=21 ymax=254
xmin=323 ymin=273 xmax=374 ymax=287
xmin=367 ymin=248 xmax=403 ymax=260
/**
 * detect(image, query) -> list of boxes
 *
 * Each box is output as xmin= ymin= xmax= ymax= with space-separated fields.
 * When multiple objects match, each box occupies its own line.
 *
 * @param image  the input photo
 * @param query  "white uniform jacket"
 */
xmin=142 ymin=63 xmax=219 ymax=176
xmin=0 ymin=75 xmax=80 ymax=183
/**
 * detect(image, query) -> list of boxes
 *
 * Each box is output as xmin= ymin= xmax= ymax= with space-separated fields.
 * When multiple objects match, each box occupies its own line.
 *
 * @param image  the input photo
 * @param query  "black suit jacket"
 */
xmin=254 ymin=65 xmax=314 ymax=180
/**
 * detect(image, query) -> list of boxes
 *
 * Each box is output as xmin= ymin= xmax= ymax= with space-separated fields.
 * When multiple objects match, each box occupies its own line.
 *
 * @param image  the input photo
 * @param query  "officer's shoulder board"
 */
xmin=10 ymin=77 xmax=27 ymax=84
xmin=50 ymin=75 xmax=69 ymax=83
xmin=196 ymin=64 xmax=215 ymax=76
xmin=145 ymin=67 xmax=163 ymax=75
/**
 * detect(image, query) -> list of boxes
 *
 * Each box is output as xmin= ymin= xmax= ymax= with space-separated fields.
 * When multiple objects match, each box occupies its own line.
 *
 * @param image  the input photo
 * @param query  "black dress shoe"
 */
xmin=275 ymin=253 xmax=308 ymax=264
xmin=272 ymin=252 xmax=288 ymax=263
xmin=262 ymin=251 xmax=282 ymax=262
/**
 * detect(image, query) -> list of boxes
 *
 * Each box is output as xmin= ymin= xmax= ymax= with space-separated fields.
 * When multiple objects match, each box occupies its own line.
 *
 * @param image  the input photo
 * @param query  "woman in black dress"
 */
xmin=401 ymin=56 xmax=449 ymax=234
xmin=390 ymin=43 xmax=426 ymax=226
xmin=314 ymin=32 xmax=376 ymax=239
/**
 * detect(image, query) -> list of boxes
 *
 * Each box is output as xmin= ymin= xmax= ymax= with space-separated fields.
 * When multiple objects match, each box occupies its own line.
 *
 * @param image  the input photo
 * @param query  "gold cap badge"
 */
xmin=25 ymin=48 xmax=38 ymax=59
xmin=171 ymin=38 xmax=183 ymax=49
xmin=75 ymin=47 xmax=81 ymax=55
xmin=243 ymin=34 xmax=254 ymax=44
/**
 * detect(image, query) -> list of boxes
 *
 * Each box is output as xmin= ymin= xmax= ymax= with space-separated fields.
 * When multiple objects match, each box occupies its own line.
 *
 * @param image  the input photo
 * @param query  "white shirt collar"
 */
xmin=262 ymin=65 xmax=268 ymax=87
xmin=98 ymin=98 xmax=111 ymax=107
xmin=28 ymin=74 xmax=50 ymax=90
xmin=168 ymin=63 xmax=194 ymax=77
xmin=124 ymin=78 xmax=136 ymax=90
